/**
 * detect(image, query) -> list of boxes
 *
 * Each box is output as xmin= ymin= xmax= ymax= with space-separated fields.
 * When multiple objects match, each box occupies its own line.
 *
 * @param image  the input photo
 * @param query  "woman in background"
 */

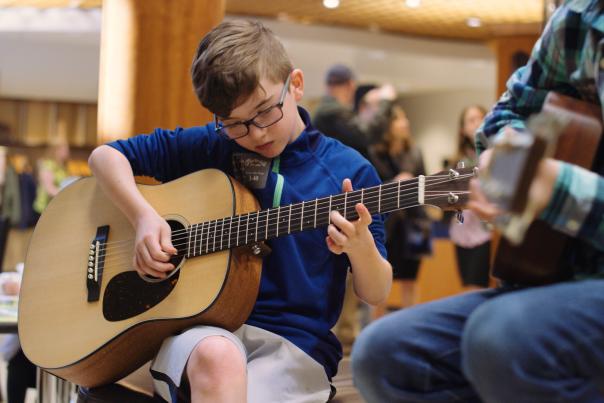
xmin=33 ymin=139 xmax=70 ymax=215
xmin=449 ymin=105 xmax=492 ymax=290
xmin=368 ymin=98 xmax=431 ymax=317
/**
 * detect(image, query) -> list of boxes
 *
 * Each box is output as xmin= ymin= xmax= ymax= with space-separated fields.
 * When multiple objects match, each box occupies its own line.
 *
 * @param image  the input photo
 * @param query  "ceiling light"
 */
xmin=405 ymin=0 xmax=421 ymax=8
xmin=466 ymin=17 xmax=482 ymax=28
xmin=323 ymin=0 xmax=340 ymax=9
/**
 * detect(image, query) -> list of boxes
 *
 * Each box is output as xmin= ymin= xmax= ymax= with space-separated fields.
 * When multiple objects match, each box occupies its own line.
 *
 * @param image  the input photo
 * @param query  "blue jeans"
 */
xmin=351 ymin=280 xmax=604 ymax=402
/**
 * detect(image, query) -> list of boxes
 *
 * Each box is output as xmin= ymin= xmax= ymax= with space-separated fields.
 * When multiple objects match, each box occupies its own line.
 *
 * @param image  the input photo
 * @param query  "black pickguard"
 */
xmin=102 ymin=219 xmax=186 ymax=321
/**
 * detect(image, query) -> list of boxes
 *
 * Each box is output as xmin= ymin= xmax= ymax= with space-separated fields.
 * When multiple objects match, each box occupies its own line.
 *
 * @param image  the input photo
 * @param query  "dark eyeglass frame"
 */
xmin=214 ymin=73 xmax=292 ymax=140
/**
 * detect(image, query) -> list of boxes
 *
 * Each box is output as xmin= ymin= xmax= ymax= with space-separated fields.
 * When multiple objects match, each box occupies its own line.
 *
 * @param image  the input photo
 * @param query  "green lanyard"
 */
xmin=272 ymin=156 xmax=284 ymax=208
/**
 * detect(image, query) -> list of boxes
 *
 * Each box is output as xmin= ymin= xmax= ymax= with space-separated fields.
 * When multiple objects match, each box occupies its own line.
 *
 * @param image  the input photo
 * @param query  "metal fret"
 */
xmin=237 ymin=214 xmax=241 ymax=246
xmin=205 ymin=221 xmax=210 ymax=254
xmin=288 ymin=204 xmax=292 ymax=234
xmin=212 ymin=220 xmax=217 ymax=252
xmin=300 ymin=201 xmax=304 ymax=231
xmin=246 ymin=212 xmax=251 ymax=245
xmin=397 ymin=180 xmax=400 ymax=209
xmin=220 ymin=218 xmax=225 ymax=250
xmin=255 ymin=211 xmax=260 ymax=242
xmin=344 ymin=192 xmax=348 ymax=219
xmin=199 ymin=222 xmax=204 ymax=256
xmin=228 ymin=217 xmax=232 ymax=249
xmin=265 ymin=208 xmax=270 ymax=240
xmin=193 ymin=223 xmax=199 ymax=256
xmin=186 ymin=226 xmax=192 ymax=258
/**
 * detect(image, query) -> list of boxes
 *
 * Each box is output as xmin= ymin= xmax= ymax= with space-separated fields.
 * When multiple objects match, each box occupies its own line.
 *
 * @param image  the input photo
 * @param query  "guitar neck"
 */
xmin=182 ymin=169 xmax=473 ymax=257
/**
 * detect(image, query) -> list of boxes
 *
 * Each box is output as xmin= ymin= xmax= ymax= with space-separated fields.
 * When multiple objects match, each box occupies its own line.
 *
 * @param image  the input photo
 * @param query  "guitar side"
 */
xmin=18 ymin=169 xmax=262 ymax=387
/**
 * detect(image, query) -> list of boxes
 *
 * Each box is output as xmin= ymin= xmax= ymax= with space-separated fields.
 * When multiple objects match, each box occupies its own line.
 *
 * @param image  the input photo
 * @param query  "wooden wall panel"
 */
xmin=20 ymin=101 xmax=50 ymax=146
xmin=489 ymin=35 xmax=539 ymax=98
xmin=0 ymin=100 xmax=19 ymax=142
xmin=98 ymin=0 xmax=225 ymax=142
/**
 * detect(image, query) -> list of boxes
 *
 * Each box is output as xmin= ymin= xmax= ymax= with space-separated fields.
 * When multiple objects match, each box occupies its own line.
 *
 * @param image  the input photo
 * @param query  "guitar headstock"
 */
xmin=478 ymin=102 xmax=581 ymax=244
xmin=480 ymin=128 xmax=549 ymax=214
xmin=422 ymin=165 xmax=477 ymax=211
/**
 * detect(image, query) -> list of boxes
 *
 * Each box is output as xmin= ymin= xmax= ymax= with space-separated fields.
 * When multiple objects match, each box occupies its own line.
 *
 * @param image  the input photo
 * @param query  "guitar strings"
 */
xmin=95 ymin=174 xmax=428 ymax=249
xmin=95 ymin=185 xmax=469 ymax=264
xmin=96 ymin=172 xmax=473 ymax=253
xmin=95 ymin=173 xmax=470 ymax=260
xmin=98 ymin=193 xmax=463 ymax=269
xmin=95 ymin=173 xmax=473 ymax=263
xmin=96 ymin=177 xmax=473 ymax=264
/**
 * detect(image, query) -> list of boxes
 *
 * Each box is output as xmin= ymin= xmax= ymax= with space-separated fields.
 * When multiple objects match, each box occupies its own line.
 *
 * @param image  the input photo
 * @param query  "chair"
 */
xmin=76 ymin=363 xmax=159 ymax=403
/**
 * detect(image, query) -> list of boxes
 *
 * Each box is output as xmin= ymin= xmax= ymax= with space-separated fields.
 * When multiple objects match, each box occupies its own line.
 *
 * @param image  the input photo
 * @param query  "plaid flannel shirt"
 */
xmin=476 ymin=0 xmax=604 ymax=267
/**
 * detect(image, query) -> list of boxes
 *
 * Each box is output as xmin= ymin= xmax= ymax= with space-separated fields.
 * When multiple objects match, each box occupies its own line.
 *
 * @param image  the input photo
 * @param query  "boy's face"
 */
xmin=220 ymin=69 xmax=305 ymax=159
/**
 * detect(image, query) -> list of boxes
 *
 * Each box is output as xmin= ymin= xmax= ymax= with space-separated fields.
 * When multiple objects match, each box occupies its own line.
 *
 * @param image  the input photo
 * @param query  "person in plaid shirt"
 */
xmin=351 ymin=1 xmax=604 ymax=402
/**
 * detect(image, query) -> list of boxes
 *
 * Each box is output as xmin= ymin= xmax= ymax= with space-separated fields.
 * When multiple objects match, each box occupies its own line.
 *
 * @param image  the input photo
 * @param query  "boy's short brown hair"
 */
xmin=191 ymin=20 xmax=293 ymax=118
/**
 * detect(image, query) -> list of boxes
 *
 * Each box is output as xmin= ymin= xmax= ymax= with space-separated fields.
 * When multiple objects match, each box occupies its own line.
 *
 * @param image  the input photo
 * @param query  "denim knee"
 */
xmin=461 ymin=295 xmax=535 ymax=399
xmin=351 ymin=318 xmax=392 ymax=399
xmin=351 ymin=309 xmax=447 ymax=402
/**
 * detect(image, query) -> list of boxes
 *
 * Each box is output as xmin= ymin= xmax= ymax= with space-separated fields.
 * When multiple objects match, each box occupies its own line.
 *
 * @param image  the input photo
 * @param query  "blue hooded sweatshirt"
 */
xmin=108 ymin=107 xmax=387 ymax=378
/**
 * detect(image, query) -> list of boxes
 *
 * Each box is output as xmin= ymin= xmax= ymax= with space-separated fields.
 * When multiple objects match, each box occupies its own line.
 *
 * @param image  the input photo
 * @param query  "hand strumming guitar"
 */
xmin=468 ymin=147 xmax=561 ymax=224
xmin=133 ymin=209 xmax=177 ymax=279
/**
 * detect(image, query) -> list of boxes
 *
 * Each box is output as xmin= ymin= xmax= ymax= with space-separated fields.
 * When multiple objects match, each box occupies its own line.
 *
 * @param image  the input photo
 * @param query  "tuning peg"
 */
xmin=456 ymin=161 xmax=465 ymax=169
xmin=455 ymin=210 xmax=464 ymax=224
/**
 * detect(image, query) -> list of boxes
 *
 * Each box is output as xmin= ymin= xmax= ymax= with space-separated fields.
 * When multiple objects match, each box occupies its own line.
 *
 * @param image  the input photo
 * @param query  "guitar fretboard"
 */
xmin=178 ymin=171 xmax=468 ymax=258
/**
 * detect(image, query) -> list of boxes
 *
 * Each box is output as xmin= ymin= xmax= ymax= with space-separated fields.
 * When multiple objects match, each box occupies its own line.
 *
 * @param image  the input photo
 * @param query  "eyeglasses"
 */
xmin=214 ymin=74 xmax=292 ymax=140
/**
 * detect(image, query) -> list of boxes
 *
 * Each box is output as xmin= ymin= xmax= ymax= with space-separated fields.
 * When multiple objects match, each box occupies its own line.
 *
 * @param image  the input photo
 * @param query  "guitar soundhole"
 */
xmin=102 ymin=219 xmax=187 ymax=322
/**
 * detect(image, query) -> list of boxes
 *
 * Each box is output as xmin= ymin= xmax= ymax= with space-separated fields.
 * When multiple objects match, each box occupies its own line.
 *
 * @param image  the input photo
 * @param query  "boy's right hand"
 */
xmin=133 ymin=211 xmax=177 ymax=279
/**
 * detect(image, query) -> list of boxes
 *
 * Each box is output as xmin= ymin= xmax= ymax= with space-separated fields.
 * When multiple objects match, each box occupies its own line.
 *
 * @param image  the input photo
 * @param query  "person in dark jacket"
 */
xmin=368 ymin=98 xmax=431 ymax=317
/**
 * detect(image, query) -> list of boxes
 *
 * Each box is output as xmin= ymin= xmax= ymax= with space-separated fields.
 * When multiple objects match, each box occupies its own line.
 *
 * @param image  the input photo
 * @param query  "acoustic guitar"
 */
xmin=18 ymin=166 xmax=474 ymax=387
xmin=481 ymin=92 xmax=602 ymax=285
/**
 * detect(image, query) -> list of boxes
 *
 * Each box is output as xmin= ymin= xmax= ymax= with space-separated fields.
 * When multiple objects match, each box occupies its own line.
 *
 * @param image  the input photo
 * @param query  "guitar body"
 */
xmin=18 ymin=169 xmax=262 ymax=387
xmin=492 ymin=93 xmax=603 ymax=285
xmin=18 ymin=163 xmax=474 ymax=387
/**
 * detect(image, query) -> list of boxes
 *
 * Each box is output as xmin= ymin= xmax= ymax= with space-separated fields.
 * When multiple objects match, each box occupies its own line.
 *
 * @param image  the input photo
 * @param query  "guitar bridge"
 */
xmin=87 ymin=225 xmax=109 ymax=302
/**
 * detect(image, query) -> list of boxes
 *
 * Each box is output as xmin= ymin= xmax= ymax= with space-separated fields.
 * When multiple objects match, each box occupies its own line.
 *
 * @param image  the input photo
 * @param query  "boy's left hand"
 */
xmin=326 ymin=179 xmax=374 ymax=255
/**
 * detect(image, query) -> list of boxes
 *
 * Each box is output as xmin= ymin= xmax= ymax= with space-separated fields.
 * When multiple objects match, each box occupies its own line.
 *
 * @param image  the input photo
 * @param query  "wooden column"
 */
xmin=97 ymin=0 xmax=224 ymax=143
xmin=489 ymin=35 xmax=539 ymax=98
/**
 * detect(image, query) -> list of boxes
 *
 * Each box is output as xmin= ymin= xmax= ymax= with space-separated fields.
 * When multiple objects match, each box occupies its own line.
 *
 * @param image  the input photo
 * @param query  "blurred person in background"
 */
xmin=354 ymin=84 xmax=378 ymax=117
xmin=0 ymin=266 xmax=35 ymax=403
xmin=368 ymin=98 xmax=431 ymax=317
xmin=314 ymin=67 xmax=396 ymax=350
xmin=448 ymin=105 xmax=493 ymax=291
xmin=1 ymin=138 xmax=72 ymax=403
xmin=313 ymin=64 xmax=370 ymax=159
xmin=314 ymin=65 xmax=395 ymax=158
xmin=357 ymin=83 xmax=398 ymax=146
xmin=33 ymin=139 xmax=70 ymax=215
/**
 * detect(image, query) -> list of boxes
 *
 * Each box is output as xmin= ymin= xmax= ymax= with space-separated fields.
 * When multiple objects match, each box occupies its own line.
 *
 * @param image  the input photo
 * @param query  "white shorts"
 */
xmin=150 ymin=324 xmax=332 ymax=403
